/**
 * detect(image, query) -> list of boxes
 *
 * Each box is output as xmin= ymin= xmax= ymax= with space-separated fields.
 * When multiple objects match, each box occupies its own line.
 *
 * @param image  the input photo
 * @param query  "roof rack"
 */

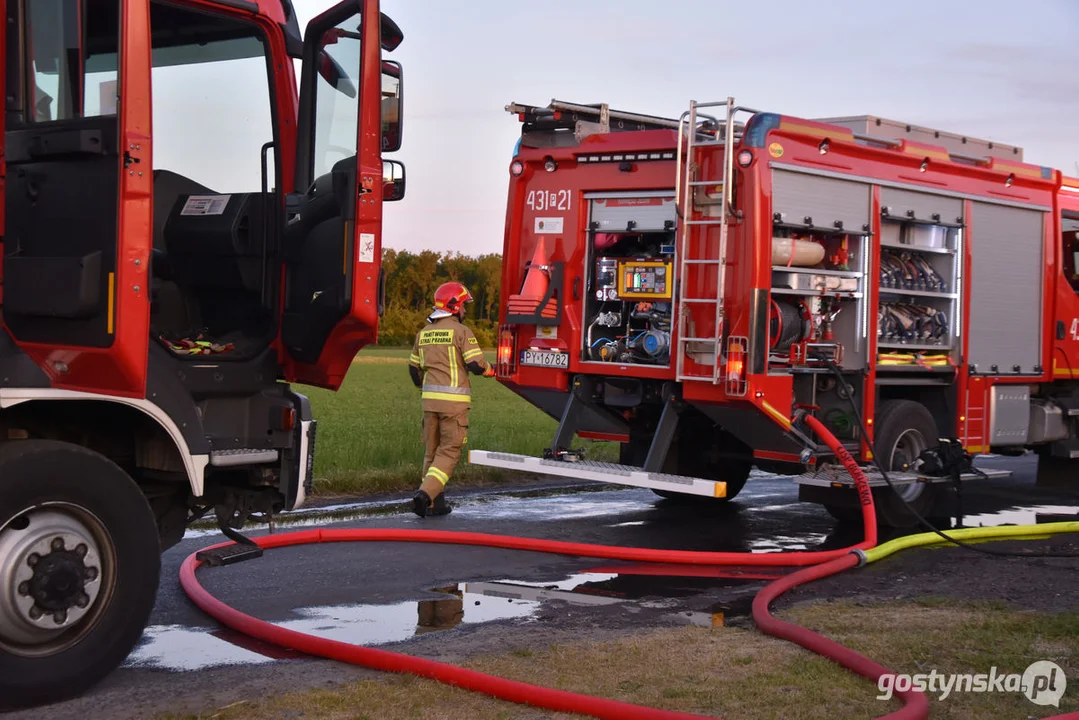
xmin=815 ymin=115 xmax=1023 ymax=162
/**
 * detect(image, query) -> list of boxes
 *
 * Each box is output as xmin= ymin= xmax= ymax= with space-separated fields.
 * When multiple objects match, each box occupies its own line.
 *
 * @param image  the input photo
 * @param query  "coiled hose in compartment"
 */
xmin=769 ymin=299 xmax=810 ymax=352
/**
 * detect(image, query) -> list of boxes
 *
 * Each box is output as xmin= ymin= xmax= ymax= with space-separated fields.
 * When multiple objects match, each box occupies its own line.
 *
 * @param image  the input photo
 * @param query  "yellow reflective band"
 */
xmin=425 ymin=467 xmax=450 ymax=485
xmin=462 ymin=348 xmax=484 ymax=361
xmin=423 ymin=384 xmax=468 ymax=395
xmin=409 ymin=353 xmax=421 ymax=365
xmin=421 ymin=391 xmax=471 ymax=403
xmin=419 ymin=329 xmax=454 ymax=346
xmin=449 ymin=343 xmax=459 ymax=388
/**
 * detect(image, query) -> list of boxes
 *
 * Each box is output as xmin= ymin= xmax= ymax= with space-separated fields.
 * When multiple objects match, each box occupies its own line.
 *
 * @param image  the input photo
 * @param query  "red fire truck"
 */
xmin=0 ymin=0 xmax=403 ymax=707
xmin=473 ymin=97 xmax=1079 ymax=527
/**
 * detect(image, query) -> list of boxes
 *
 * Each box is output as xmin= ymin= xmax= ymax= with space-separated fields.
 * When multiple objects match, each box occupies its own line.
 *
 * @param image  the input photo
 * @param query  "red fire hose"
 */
xmin=180 ymin=415 xmax=928 ymax=719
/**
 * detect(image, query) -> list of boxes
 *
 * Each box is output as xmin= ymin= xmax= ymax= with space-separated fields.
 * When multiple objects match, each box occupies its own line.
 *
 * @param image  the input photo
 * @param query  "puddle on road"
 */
xmin=124 ymin=570 xmax=756 ymax=673
xmin=460 ymin=492 xmax=652 ymax=522
xmin=125 ymin=585 xmax=539 ymax=672
xmin=747 ymin=532 xmax=831 ymax=553
xmin=942 ymin=504 xmax=1079 ymax=528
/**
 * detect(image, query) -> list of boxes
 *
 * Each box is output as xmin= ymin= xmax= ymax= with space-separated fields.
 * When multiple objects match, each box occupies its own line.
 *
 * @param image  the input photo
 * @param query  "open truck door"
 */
xmin=280 ymin=0 xmax=404 ymax=390
xmin=2 ymin=0 xmax=152 ymax=397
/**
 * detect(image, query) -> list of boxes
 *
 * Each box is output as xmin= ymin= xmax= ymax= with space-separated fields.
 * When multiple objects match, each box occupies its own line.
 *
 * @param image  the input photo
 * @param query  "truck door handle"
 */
xmin=573 ymin=277 xmax=580 ymax=300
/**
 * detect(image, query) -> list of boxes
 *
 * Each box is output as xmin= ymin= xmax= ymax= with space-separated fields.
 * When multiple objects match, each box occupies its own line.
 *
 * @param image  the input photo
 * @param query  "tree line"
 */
xmin=377 ymin=248 xmax=503 ymax=347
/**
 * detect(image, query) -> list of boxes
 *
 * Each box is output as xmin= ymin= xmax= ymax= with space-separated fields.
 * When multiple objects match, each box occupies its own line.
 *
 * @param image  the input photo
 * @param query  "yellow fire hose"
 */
xmin=859 ymin=521 xmax=1079 ymax=565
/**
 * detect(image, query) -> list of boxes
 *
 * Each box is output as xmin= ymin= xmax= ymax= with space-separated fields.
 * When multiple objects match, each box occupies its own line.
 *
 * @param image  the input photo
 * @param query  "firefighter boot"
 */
xmin=411 ymin=485 xmax=453 ymax=518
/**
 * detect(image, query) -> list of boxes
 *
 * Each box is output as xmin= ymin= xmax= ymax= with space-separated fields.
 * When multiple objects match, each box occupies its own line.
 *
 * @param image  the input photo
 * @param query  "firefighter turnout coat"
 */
xmin=408 ymin=315 xmax=491 ymax=498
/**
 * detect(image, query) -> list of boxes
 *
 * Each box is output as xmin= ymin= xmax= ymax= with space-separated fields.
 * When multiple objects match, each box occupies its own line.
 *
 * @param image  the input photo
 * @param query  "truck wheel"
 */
xmin=826 ymin=400 xmax=943 ymax=528
xmin=0 ymin=440 xmax=161 ymax=711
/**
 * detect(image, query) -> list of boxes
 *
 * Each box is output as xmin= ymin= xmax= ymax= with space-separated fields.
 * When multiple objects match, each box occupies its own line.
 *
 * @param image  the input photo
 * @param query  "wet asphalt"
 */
xmin=16 ymin=453 xmax=1079 ymax=719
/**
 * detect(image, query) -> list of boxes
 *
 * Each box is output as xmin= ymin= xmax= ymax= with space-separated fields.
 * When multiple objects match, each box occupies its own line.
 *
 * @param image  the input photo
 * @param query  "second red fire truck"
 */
xmin=472 ymin=97 xmax=1079 ymax=527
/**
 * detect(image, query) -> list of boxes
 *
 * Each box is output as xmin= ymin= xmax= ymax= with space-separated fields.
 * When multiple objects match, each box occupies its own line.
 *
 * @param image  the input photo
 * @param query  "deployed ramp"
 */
xmin=468 ymin=450 xmax=728 ymax=498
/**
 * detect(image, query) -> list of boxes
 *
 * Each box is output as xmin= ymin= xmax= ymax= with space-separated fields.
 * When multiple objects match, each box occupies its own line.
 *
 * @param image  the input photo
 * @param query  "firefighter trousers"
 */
xmin=419 ymin=406 xmax=470 ymax=500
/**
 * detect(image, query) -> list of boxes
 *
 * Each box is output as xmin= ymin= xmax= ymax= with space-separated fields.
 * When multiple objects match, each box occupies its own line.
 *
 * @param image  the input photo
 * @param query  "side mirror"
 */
xmin=383 ymin=159 xmax=405 ymax=201
xmin=381 ymin=60 xmax=403 ymax=152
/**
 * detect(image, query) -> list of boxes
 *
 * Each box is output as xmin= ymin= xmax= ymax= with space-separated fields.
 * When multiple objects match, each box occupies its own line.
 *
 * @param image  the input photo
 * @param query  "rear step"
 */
xmin=210 ymin=448 xmax=280 ymax=467
xmin=468 ymin=450 xmax=728 ymax=498
xmin=793 ymin=466 xmax=1012 ymax=489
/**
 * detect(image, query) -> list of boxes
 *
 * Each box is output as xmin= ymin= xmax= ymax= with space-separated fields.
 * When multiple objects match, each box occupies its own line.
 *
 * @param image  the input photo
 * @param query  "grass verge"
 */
xmin=299 ymin=348 xmax=617 ymax=497
xmin=163 ymin=598 xmax=1078 ymax=719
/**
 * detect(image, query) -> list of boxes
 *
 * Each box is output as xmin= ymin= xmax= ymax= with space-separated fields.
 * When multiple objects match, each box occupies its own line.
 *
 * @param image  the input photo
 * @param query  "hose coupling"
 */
xmin=851 ymin=548 xmax=868 ymax=567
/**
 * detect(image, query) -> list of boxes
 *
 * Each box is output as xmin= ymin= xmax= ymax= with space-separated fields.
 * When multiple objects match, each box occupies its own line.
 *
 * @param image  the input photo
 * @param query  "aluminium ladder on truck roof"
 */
xmin=506 ymin=98 xmax=746 ymax=142
xmin=508 ymin=99 xmax=1024 ymax=168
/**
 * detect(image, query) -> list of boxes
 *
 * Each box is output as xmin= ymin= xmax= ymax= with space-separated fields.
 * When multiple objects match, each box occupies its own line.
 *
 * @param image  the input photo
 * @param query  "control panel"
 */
xmin=616 ymin=260 xmax=672 ymax=300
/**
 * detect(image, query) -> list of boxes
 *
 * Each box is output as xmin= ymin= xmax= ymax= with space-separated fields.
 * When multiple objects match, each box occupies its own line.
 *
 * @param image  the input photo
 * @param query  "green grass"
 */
xmin=298 ymin=347 xmax=617 ymax=496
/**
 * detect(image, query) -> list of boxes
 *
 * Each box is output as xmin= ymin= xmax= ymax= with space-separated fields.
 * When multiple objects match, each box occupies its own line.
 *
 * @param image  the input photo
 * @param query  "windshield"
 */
xmin=30 ymin=0 xmax=276 ymax=192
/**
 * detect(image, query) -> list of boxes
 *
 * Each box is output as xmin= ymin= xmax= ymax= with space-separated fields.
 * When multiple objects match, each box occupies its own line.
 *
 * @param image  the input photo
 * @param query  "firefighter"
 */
xmin=408 ymin=281 xmax=495 ymax=517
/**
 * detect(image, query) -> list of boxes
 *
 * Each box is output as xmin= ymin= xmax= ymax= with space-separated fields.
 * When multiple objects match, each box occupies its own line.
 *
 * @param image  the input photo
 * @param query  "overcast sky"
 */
xmin=289 ymin=0 xmax=1079 ymax=256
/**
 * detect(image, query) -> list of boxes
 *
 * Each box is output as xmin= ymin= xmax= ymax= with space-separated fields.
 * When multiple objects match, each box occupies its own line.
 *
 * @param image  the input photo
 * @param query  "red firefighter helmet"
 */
xmin=433 ymin=281 xmax=473 ymax=314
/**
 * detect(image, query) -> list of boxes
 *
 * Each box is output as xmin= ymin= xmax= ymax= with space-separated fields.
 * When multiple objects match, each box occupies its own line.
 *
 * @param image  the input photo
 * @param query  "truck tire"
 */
xmin=825 ymin=399 xmax=944 ymax=528
xmin=0 ymin=440 xmax=161 ymax=711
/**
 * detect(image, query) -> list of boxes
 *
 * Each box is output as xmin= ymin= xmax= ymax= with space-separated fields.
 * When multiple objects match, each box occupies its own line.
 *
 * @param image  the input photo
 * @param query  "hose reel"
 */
xmin=769 ymin=299 xmax=811 ymax=352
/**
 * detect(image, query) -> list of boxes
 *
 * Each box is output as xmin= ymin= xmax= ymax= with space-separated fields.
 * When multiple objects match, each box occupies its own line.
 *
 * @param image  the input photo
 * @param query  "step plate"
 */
xmin=468 ymin=450 xmax=727 ymax=498
xmin=210 ymin=448 xmax=280 ymax=467
xmin=793 ymin=466 xmax=1013 ymax=489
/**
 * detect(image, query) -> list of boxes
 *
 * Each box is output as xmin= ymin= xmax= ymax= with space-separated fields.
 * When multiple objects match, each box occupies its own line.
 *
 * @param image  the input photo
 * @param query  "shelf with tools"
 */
xmin=878 ymin=288 xmax=957 ymax=300
xmin=880 ymin=240 xmax=954 ymax=255
xmin=874 ymin=213 xmax=964 ymax=370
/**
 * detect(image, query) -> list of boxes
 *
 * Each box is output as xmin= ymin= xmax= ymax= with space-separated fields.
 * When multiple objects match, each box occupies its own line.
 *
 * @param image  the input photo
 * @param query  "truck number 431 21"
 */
xmin=526 ymin=189 xmax=571 ymax=212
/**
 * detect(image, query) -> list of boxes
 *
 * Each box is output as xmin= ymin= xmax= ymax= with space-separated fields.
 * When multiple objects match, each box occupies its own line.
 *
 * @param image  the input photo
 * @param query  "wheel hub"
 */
xmin=0 ymin=509 xmax=104 ymax=648
xmin=889 ymin=429 xmax=928 ymax=502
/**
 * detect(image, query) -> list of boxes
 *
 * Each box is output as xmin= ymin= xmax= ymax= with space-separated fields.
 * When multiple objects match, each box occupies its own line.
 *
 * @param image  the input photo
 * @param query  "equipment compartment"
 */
xmin=581 ymin=192 xmax=676 ymax=366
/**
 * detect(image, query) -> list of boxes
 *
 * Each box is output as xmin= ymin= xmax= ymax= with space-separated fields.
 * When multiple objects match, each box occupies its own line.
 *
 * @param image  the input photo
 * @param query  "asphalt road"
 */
xmin=16 ymin=454 xmax=1079 ymax=720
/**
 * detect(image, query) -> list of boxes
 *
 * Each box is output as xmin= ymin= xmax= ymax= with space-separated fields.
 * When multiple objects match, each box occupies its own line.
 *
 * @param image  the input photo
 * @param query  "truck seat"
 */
xmin=150 ymin=170 xmax=212 ymax=334
xmin=152 ymin=170 xmax=214 ymax=253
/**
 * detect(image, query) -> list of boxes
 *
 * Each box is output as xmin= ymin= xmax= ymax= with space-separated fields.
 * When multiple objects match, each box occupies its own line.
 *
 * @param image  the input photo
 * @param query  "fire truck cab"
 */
xmin=0 ymin=0 xmax=403 ymax=707
xmin=474 ymin=97 xmax=1077 ymax=529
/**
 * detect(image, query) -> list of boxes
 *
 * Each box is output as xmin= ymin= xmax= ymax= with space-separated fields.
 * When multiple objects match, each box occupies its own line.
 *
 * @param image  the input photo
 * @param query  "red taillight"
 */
xmin=728 ymin=356 xmax=744 ymax=381
xmin=497 ymin=326 xmax=516 ymax=376
xmin=281 ymin=407 xmax=296 ymax=431
xmin=725 ymin=336 xmax=748 ymax=397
